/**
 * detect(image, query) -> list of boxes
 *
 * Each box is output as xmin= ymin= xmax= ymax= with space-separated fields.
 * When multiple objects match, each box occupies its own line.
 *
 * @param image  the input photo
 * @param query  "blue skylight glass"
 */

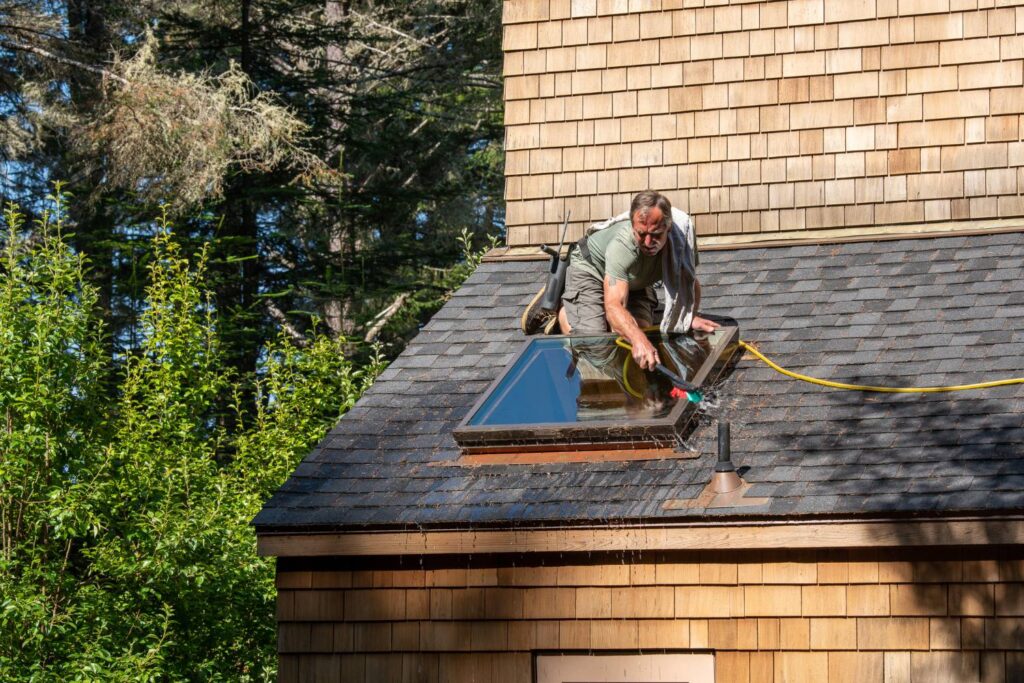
xmin=466 ymin=331 xmax=721 ymax=427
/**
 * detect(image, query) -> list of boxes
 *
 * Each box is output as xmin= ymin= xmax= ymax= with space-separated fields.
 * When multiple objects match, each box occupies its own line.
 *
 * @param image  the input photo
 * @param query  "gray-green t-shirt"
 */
xmin=570 ymin=219 xmax=661 ymax=291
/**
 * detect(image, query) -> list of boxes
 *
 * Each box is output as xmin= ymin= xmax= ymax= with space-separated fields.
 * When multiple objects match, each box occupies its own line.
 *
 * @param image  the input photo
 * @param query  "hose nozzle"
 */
xmin=657 ymin=363 xmax=703 ymax=403
xmin=669 ymin=387 xmax=703 ymax=403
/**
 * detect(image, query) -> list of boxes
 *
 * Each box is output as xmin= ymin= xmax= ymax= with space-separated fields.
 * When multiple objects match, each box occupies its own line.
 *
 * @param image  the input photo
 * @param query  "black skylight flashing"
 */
xmin=452 ymin=323 xmax=739 ymax=453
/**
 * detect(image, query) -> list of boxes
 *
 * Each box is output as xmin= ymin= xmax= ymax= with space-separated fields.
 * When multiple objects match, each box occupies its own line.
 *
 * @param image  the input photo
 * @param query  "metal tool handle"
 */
xmin=538 ymin=212 xmax=572 ymax=311
xmin=654 ymin=363 xmax=700 ymax=394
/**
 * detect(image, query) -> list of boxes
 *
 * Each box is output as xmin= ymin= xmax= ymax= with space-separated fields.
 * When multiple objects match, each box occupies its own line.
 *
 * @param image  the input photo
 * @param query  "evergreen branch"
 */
xmin=363 ymin=292 xmax=409 ymax=342
xmin=265 ymin=300 xmax=307 ymax=347
xmin=0 ymin=39 xmax=128 ymax=84
xmin=349 ymin=10 xmax=439 ymax=49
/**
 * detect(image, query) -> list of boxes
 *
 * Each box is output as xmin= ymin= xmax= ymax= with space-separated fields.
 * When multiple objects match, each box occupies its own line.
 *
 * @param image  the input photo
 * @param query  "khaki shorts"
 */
xmin=562 ymin=263 xmax=659 ymax=334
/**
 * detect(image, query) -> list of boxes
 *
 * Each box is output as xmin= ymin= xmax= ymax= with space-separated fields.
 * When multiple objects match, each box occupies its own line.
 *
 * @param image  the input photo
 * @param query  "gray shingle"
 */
xmin=254 ymin=232 xmax=1024 ymax=531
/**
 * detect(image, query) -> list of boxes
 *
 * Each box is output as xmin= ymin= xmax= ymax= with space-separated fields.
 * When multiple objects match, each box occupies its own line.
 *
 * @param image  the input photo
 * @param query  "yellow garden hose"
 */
xmin=621 ymin=353 xmax=641 ymax=399
xmin=737 ymin=340 xmax=1024 ymax=394
xmin=615 ymin=332 xmax=1024 ymax=395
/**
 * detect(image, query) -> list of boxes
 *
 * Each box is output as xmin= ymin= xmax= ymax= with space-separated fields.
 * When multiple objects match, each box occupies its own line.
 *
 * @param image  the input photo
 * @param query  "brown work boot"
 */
xmin=543 ymin=312 xmax=560 ymax=334
xmin=521 ymin=286 xmax=556 ymax=335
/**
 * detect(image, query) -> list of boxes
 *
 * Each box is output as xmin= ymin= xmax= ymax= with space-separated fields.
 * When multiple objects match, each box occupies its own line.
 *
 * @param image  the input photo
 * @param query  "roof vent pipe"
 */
xmin=710 ymin=421 xmax=742 ymax=494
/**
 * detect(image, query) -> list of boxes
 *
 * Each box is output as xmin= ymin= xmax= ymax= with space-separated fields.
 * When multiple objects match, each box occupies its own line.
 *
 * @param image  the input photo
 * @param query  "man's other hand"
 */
xmin=692 ymin=316 xmax=721 ymax=332
xmin=632 ymin=335 xmax=660 ymax=370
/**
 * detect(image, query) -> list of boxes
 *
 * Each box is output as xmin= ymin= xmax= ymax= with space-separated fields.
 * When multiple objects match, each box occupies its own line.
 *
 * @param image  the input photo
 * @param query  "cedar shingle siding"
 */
xmin=276 ymin=549 xmax=1024 ymax=682
xmin=502 ymin=0 xmax=1024 ymax=246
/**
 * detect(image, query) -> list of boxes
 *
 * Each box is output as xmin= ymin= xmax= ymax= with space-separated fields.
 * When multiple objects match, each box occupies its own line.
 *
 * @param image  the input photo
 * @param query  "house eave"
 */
xmin=256 ymin=514 xmax=1024 ymax=558
xmin=483 ymin=218 xmax=1024 ymax=261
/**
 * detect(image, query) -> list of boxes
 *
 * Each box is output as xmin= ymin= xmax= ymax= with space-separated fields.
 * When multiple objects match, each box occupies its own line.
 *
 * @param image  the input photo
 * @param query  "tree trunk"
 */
xmin=322 ymin=0 xmax=356 ymax=338
xmin=64 ymin=0 xmax=118 ymax=360
xmin=213 ymin=0 xmax=261 ymax=427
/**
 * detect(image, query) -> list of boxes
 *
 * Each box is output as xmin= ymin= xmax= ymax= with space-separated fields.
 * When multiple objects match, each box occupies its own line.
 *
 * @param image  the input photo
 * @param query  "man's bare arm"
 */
xmin=604 ymin=276 xmax=659 ymax=369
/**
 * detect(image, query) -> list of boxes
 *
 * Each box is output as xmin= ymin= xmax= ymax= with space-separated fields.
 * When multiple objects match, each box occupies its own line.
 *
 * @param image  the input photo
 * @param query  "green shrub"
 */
xmin=0 ymin=193 xmax=382 ymax=681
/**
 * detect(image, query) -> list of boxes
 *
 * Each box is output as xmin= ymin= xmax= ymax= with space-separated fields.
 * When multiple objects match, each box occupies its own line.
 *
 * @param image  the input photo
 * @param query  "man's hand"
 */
xmin=631 ymin=334 xmax=660 ymax=370
xmin=690 ymin=281 xmax=719 ymax=333
xmin=691 ymin=316 xmax=721 ymax=332
xmin=603 ymin=275 xmax=660 ymax=370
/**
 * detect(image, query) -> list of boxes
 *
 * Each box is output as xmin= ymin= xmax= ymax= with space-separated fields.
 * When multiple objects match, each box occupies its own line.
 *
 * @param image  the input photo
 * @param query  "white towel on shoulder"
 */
xmin=660 ymin=207 xmax=698 ymax=335
xmin=587 ymin=207 xmax=698 ymax=334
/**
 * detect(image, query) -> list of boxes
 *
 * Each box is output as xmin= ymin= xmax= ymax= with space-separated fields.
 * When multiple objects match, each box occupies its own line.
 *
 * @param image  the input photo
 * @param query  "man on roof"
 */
xmin=524 ymin=190 xmax=719 ymax=371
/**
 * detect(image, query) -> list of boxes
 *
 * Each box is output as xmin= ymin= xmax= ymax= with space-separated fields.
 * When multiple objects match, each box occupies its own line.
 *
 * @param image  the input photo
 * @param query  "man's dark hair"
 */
xmin=629 ymin=190 xmax=672 ymax=229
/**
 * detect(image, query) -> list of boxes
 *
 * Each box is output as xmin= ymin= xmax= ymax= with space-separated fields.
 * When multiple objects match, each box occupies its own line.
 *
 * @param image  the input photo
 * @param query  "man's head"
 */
xmin=629 ymin=190 xmax=673 ymax=257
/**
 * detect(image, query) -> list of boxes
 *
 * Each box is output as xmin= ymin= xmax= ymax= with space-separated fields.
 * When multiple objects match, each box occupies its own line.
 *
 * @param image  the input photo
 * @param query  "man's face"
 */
xmin=631 ymin=207 xmax=669 ymax=256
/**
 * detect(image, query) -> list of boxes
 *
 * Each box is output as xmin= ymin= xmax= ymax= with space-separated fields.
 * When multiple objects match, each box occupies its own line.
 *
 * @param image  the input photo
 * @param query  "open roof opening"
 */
xmin=453 ymin=323 xmax=739 ymax=455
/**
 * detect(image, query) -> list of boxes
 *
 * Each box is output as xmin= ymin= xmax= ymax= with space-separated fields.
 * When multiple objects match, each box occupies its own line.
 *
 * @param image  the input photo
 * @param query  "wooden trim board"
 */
xmin=483 ymin=218 xmax=1024 ymax=261
xmin=257 ymin=516 xmax=1024 ymax=557
xmin=698 ymin=218 xmax=1024 ymax=250
xmin=457 ymin=447 xmax=693 ymax=465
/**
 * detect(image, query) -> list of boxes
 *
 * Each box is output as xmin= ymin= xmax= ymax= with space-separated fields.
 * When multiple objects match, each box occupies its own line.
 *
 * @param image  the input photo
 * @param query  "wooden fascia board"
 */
xmin=483 ymin=219 xmax=1024 ymax=262
xmin=256 ymin=516 xmax=1024 ymax=557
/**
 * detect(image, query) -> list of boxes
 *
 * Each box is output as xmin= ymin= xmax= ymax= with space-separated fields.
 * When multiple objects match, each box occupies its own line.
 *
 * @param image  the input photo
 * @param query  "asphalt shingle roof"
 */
xmin=253 ymin=232 xmax=1024 ymax=531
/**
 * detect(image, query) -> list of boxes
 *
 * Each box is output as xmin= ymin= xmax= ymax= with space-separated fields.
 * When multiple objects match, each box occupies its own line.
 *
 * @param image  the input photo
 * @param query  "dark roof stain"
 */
xmin=254 ymin=232 xmax=1024 ymax=531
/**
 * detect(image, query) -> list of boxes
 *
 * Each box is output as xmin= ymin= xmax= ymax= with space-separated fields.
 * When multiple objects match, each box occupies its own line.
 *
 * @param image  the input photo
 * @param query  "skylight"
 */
xmin=453 ymin=324 xmax=738 ymax=454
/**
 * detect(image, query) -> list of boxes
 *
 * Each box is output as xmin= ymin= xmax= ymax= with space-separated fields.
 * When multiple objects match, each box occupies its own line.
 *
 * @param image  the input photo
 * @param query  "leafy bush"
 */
xmin=0 ymin=193 xmax=383 ymax=681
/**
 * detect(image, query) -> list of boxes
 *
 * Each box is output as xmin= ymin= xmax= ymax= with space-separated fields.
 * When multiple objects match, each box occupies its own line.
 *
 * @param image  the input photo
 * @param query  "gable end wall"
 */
xmin=502 ymin=0 xmax=1024 ymax=247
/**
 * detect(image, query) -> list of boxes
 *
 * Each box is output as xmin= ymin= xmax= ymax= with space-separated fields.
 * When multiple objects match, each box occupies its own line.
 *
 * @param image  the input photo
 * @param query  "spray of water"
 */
xmin=695 ymin=394 xmax=721 ymax=415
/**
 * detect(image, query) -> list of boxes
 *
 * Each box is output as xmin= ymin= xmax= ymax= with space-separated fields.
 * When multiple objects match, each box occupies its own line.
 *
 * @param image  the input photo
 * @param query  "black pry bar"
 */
xmin=540 ymin=212 xmax=571 ymax=258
